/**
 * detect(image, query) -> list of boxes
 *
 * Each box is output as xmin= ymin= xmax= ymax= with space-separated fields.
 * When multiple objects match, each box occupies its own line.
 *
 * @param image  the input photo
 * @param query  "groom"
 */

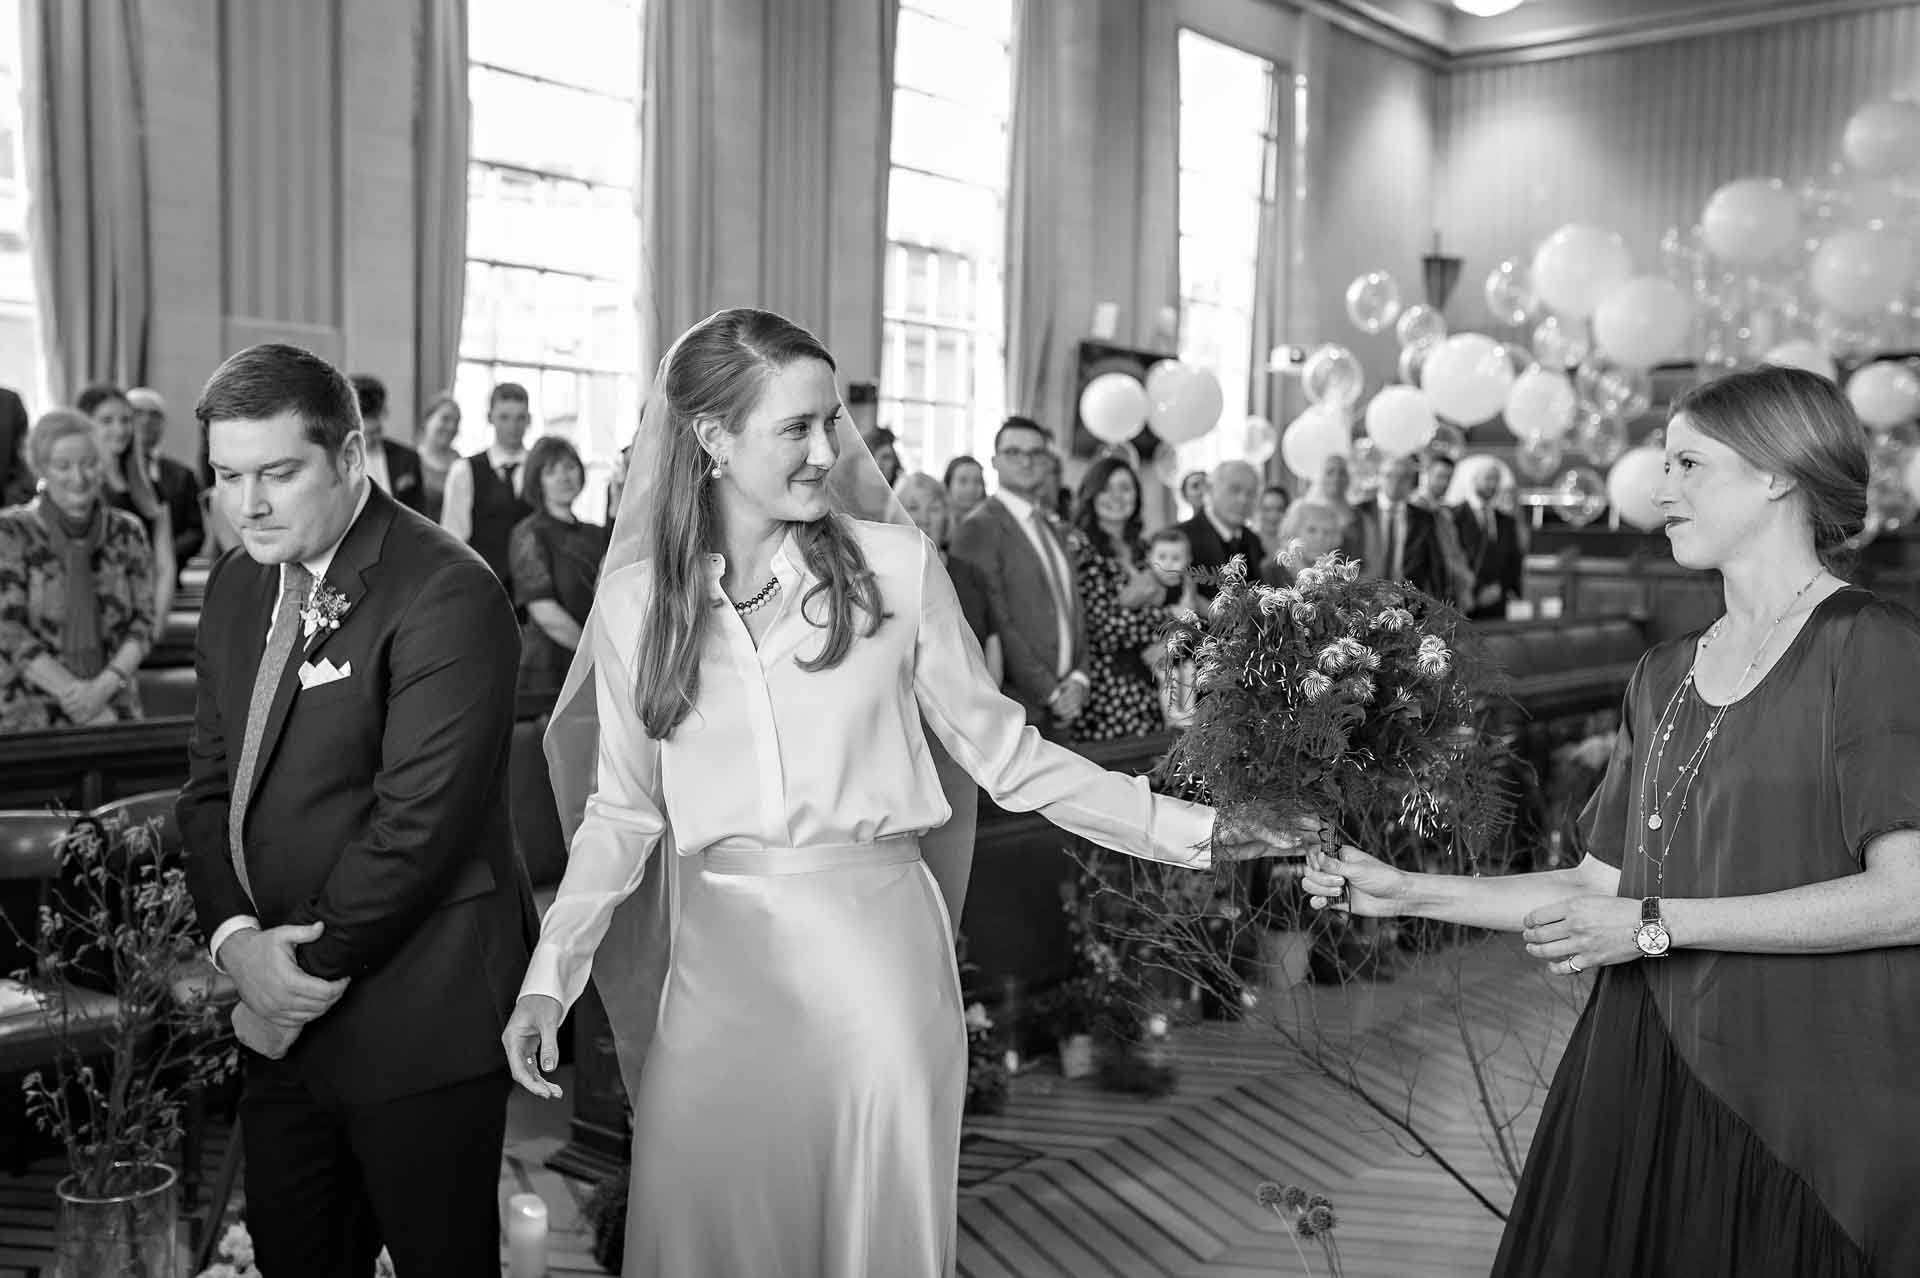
xmin=177 ymin=343 xmax=535 ymax=1276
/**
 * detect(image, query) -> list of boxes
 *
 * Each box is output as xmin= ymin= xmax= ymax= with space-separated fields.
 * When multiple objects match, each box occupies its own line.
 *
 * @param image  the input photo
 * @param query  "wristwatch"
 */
xmin=1633 ymin=896 xmax=1671 ymax=958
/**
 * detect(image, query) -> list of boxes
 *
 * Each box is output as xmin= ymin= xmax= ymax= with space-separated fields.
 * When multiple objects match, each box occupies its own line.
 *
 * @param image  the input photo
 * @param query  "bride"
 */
xmin=501 ymin=308 xmax=1320 ymax=1278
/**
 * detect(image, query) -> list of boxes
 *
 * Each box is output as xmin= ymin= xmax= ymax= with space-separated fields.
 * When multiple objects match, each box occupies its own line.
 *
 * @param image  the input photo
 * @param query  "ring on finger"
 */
xmin=1566 ymin=960 xmax=1582 ymax=975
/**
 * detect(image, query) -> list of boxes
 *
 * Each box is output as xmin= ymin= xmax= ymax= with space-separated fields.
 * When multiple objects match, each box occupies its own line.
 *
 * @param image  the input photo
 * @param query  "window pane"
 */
xmin=470 ymin=65 xmax=637 ymax=187
xmin=470 ymin=0 xmax=640 ymax=97
xmin=903 ymin=0 xmax=1012 ymax=44
xmin=891 ymin=90 xmax=1009 ymax=188
xmin=895 ymin=9 xmax=1010 ymax=116
xmin=886 ymin=168 xmax=1001 ymax=259
xmin=466 ymin=165 xmax=637 ymax=281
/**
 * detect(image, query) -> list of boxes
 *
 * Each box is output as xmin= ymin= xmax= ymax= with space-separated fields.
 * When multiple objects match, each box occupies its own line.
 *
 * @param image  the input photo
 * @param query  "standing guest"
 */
xmin=1259 ymin=499 xmax=1352 ymax=587
xmin=416 ymin=392 xmax=463 ymax=521
xmin=1354 ymin=453 xmax=1450 ymax=598
xmin=439 ymin=382 xmax=534 ymax=587
xmin=1176 ymin=459 xmax=1265 ymax=600
xmin=1254 ymin=484 xmax=1291 ymax=551
xmin=863 ymin=424 xmax=903 ymax=488
xmin=942 ymin=454 xmax=987 ymax=522
xmin=1453 ymin=456 xmax=1526 ymax=619
xmin=949 ymin=415 xmax=1089 ymax=739
xmin=1179 ymin=469 xmax=1209 ymax=520
xmin=508 ymin=437 xmax=611 ymax=702
xmin=0 ymin=384 xmax=30 ymax=506
xmin=0 ymin=410 xmax=153 ymax=731
xmin=179 ymin=343 xmax=534 ymax=1276
xmin=502 ymin=307 xmax=1313 ymax=1278
xmin=1306 ymin=364 xmax=1920 ymax=1278
xmin=1069 ymin=456 xmax=1180 ymax=741
xmin=77 ymin=383 xmax=175 ymax=624
xmin=897 ymin=470 xmax=998 ymax=681
xmin=1413 ymin=451 xmax=1473 ymax=608
xmin=128 ymin=388 xmax=207 ymax=579
xmin=347 ymin=375 xmax=426 ymax=515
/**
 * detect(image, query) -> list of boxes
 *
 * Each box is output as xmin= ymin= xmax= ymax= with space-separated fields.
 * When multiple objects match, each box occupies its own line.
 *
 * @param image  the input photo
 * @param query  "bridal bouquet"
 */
xmin=1160 ymin=549 xmax=1512 ymax=865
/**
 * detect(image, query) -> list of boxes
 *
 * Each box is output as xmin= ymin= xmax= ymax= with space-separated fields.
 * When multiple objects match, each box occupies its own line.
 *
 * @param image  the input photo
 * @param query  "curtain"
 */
xmin=637 ymin=0 xmax=718 ymax=378
xmin=1246 ymin=64 xmax=1287 ymax=480
xmin=1003 ymin=0 xmax=1059 ymax=423
xmin=23 ymin=0 xmax=151 ymax=403
xmin=413 ymin=0 xmax=469 ymax=423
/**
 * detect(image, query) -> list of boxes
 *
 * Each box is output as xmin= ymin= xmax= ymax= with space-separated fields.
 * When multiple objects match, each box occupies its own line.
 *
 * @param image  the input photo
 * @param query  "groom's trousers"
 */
xmin=239 ymin=1052 xmax=513 ymax=1277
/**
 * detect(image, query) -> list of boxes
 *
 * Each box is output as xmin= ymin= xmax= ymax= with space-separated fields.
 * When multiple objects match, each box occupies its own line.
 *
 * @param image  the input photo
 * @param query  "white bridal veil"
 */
xmin=542 ymin=315 xmax=980 ymax=1099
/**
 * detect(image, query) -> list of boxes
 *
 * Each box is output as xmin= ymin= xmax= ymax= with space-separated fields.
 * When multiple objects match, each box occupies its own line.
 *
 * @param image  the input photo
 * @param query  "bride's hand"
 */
xmin=1211 ymin=813 xmax=1326 ymax=861
xmin=503 ymin=994 xmax=565 ymax=1101
xmin=1302 ymin=844 xmax=1408 ymax=917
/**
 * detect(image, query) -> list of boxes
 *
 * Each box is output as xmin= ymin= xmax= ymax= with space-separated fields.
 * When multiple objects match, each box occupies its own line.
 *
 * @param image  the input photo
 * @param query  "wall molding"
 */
xmin=1448 ymin=0 xmax=1920 ymax=68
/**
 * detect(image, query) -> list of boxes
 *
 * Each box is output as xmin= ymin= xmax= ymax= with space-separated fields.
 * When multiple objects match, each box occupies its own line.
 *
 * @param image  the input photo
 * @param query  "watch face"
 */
xmin=1636 ymin=923 xmax=1671 ymax=956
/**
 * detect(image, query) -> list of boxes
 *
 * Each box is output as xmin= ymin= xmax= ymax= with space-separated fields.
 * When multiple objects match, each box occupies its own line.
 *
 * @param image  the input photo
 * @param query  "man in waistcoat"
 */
xmin=437 ymin=382 xmax=532 ymax=589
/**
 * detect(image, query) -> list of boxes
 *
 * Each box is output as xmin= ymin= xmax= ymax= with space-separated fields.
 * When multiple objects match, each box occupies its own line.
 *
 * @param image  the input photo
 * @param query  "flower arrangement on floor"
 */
xmin=1256 ymin=1181 xmax=1344 ymax=1276
xmin=963 ymin=1000 xmax=1011 ymax=1114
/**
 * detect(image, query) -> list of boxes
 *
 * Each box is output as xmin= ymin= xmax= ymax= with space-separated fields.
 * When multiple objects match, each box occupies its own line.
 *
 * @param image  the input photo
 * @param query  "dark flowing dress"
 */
xmin=509 ymin=512 xmax=610 ymax=700
xmin=1494 ymin=588 xmax=1920 ymax=1277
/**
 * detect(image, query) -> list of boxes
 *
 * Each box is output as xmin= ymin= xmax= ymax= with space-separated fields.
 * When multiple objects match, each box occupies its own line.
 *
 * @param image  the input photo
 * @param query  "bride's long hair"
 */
xmin=638 ymin=309 xmax=886 ymax=739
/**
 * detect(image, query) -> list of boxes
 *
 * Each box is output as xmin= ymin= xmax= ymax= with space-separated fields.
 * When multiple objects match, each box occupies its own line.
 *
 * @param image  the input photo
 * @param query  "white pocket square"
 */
xmin=297 ymin=658 xmax=353 ymax=690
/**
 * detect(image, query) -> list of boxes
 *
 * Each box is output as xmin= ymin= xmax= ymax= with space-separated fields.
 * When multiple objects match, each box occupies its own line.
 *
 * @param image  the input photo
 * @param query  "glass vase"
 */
xmin=53 ymin=1161 xmax=179 ymax=1278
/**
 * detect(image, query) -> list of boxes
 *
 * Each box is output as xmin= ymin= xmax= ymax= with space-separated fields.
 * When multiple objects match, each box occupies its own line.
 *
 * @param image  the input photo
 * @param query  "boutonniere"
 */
xmin=300 ymin=583 xmax=351 ymax=641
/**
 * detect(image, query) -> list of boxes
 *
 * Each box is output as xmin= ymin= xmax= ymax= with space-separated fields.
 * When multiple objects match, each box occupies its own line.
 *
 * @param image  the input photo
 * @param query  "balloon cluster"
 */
xmin=1078 ymin=360 xmax=1232 ymax=471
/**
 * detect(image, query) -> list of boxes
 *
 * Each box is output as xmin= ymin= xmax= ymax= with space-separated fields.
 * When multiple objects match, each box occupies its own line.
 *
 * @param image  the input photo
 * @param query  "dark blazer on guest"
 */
xmin=376 ymin=439 xmax=428 ymax=515
xmin=178 ymin=484 xmax=536 ymax=1105
xmin=1353 ymin=500 xmax=1451 ymax=600
xmin=948 ymin=494 xmax=1086 ymax=730
xmin=152 ymin=455 xmax=205 ymax=571
xmin=0 ymin=387 xmax=30 ymax=507
xmin=1176 ymin=513 xmax=1266 ymax=600
xmin=1452 ymin=502 xmax=1525 ymax=620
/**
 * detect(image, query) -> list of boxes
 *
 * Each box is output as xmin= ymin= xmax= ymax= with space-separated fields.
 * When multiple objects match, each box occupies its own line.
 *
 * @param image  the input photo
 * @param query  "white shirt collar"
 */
xmin=287 ymin=480 xmax=373 ymax=590
xmin=487 ymin=443 xmax=528 ymax=468
xmin=995 ymin=489 xmax=1039 ymax=524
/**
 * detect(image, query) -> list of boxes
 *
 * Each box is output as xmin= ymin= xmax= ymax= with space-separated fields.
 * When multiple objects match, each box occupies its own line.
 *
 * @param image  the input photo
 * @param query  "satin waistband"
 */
xmin=698 ymin=837 xmax=923 ymax=877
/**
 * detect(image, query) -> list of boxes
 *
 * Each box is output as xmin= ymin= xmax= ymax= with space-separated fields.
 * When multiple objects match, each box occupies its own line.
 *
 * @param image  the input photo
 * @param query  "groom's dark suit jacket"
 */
xmin=178 ymin=484 xmax=536 ymax=1104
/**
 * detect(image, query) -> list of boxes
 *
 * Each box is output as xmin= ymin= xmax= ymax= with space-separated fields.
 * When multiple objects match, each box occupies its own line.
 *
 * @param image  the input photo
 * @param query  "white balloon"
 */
xmin=1504 ymin=367 xmax=1578 ymax=440
xmin=1422 ymin=333 xmax=1516 ymax=426
xmin=1700 ymin=178 xmax=1801 ymax=265
xmin=1844 ymin=99 xmax=1920 ymax=177
xmin=1531 ymin=223 xmax=1634 ymax=320
xmin=1848 ymin=361 xmax=1920 ymax=429
xmin=1243 ymin=415 xmax=1278 ymax=464
xmin=1592 ymin=277 xmax=1694 ymax=370
xmin=1607 ymin=447 xmax=1667 ymax=531
xmin=1810 ymin=227 xmax=1916 ymax=318
xmin=1281 ymin=406 xmax=1352 ymax=480
xmin=1764 ymin=339 xmax=1839 ymax=381
xmin=1363 ymin=385 xmax=1439 ymax=456
xmin=1077 ymin=372 xmax=1150 ymax=445
xmin=1147 ymin=362 xmax=1225 ymax=444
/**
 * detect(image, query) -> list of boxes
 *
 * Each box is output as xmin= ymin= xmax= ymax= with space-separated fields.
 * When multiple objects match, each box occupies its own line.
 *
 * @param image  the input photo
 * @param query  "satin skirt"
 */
xmin=622 ymin=839 xmax=966 ymax=1278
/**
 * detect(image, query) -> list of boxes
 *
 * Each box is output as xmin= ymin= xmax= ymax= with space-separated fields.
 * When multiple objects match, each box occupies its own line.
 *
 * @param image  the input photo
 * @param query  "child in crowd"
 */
xmin=1145 ymin=525 xmax=1200 ymax=727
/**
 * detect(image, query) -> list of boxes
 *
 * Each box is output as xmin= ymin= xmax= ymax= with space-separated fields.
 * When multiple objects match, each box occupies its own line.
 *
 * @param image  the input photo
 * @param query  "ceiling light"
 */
xmin=1454 ymin=0 xmax=1524 ymax=16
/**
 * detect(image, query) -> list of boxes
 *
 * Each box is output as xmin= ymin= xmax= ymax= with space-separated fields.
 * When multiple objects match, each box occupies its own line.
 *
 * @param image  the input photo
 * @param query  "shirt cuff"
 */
xmin=208 ymin=916 xmax=261 ymax=972
xmin=518 ymin=941 xmax=584 ymax=1018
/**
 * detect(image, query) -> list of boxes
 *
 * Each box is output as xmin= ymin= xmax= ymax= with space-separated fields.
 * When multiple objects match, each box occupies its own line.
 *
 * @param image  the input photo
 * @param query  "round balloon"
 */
xmin=1395 ymin=304 xmax=1448 ymax=350
xmin=1422 ymin=333 xmax=1516 ymax=426
xmin=1606 ymin=447 xmax=1667 ymax=531
xmin=1810 ymin=227 xmax=1916 ymax=317
xmin=1504 ymin=367 xmax=1577 ymax=440
xmin=1763 ymin=338 xmax=1838 ymax=381
xmin=1593 ymin=276 xmax=1694 ymax=369
xmin=1848 ymin=360 xmax=1920 ymax=429
xmin=1575 ymin=359 xmax=1653 ymax=420
xmin=1243 ymin=415 xmax=1278 ymax=464
xmin=1574 ymin=410 xmax=1630 ymax=466
xmin=1302 ymin=343 xmax=1366 ymax=407
xmin=1483 ymin=260 xmax=1534 ymax=327
xmin=1531 ymin=223 xmax=1634 ymax=320
xmin=1555 ymin=467 xmax=1609 ymax=527
xmin=1843 ymin=99 xmax=1920 ymax=177
xmin=1363 ymin=384 xmax=1438 ymax=456
xmin=1280 ymin=406 xmax=1351 ymax=479
xmin=1397 ymin=341 xmax=1432 ymax=386
xmin=1345 ymin=271 xmax=1403 ymax=335
xmin=1700 ymin=178 xmax=1801 ymax=265
xmin=1077 ymin=372 xmax=1150 ymax=444
xmin=1531 ymin=315 xmax=1591 ymax=370
xmin=1147 ymin=363 xmax=1225 ymax=444
xmin=1515 ymin=433 xmax=1566 ymax=481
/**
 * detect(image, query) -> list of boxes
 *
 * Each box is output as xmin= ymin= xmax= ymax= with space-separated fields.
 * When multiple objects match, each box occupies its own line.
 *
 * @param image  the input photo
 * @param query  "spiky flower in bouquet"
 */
xmin=1161 ymin=549 xmax=1513 ymax=865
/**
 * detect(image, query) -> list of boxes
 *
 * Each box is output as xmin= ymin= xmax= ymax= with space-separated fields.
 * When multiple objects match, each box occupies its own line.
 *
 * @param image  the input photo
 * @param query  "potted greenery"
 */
xmin=9 ymin=811 xmax=238 ymax=1277
xmin=1037 ymin=978 xmax=1098 ymax=1080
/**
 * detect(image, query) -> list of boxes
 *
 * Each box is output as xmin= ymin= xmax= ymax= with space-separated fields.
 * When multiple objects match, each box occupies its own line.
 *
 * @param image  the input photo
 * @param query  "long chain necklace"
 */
xmin=730 ymin=576 xmax=781 ymax=616
xmin=1632 ymin=568 xmax=1826 ymax=888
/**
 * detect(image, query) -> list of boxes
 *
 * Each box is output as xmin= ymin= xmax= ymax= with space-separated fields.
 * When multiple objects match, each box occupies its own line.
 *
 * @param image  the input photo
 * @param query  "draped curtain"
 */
xmin=413 ymin=0 xmax=470 ymax=420
xmin=23 ymin=0 xmax=151 ymax=403
xmin=1003 ymin=0 xmax=1058 ymax=422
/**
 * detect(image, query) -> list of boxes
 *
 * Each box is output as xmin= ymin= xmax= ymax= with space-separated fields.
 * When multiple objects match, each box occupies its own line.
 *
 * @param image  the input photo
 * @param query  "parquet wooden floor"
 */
xmin=1 ymin=937 xmax=1575 ymax=1277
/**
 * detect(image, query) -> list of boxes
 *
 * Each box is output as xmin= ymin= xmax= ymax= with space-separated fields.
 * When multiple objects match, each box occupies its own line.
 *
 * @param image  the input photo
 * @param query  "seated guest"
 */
xmin=1070 ymin=456 xmax=1183 ymax=741
xmin=1354 ymin=453 xmax=1451 ymax=599
xmin=1253 ymin=483 xmax=1291 ymax=552
xmin=943 ymin=454 xmax=987 ymax=522
xmin=76 ymin=383 xmax=175 ymax=622
xmin=0 ymin=410 xmax=154 ymax=730
xmin=1260 ymin=499 xmax=1352 ymax=586
xmin=441 ymin=381 xmax=533 ymax=588
xmin=508 ymin=437 xmax=610 ymax=701
xmin=896 ymin=471 xmax=997 ymax=679
xmin=1452 ymin=455 xmax=1526 ymax=619
xmin=127 ymin=388 xmax=206 ymax=576
xmin=1177 ymin=458 xmax=1265 ymax=599
xmin=417 ymin=391 xmax=463 ymax=521
xmin=349 ymin=374 xmax=427 ymax=513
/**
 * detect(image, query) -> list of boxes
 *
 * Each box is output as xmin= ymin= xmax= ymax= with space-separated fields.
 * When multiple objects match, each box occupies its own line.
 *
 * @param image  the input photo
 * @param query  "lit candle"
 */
xmin=506 ymin=1192 xmax=548 ymax=1278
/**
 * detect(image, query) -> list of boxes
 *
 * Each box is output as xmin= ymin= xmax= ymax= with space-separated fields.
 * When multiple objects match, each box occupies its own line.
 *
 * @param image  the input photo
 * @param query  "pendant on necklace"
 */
xmin=1647 ymin=813 xmax=1663 ymax=831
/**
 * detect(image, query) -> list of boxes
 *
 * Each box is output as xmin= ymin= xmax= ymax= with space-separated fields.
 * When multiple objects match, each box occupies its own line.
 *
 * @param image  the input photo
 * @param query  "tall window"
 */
xmin=882 ymin=0 xmax=1014 ymax=475
xmin=0 ymin=0 xmax=44 ymax=408
xmin=462 ymin=0 xmax=642 ymax=508
xmin=1175 ymin=30 xmax=1278 ymax=474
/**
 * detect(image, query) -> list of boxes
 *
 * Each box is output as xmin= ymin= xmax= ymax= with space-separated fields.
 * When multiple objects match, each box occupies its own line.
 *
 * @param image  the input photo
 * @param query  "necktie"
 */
xmin=1386 ymin=505 xmax=1403 ymax=582
xmin=1481 ymin=504 xmax=1494 ymax=539
xmin=501 ymin=462 xmax=520 ymax=491
xmin=1031 ymin=510 xmax=1074 ymax=620
xmin=228 ymin=563 xmax=313 ymax=905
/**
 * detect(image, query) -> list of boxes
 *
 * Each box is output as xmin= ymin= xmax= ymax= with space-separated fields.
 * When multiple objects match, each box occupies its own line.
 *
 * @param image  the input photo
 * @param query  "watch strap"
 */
xmin=1641 ymin=895 xmax=1661 ymax=925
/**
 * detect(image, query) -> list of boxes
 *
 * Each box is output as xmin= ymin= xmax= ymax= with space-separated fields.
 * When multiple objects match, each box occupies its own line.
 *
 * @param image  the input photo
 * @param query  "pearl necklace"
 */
xmin=1633 ymin=568 xmax=1826 ymax=888
xmin=730 ymin=576 xmax=781 ymax=615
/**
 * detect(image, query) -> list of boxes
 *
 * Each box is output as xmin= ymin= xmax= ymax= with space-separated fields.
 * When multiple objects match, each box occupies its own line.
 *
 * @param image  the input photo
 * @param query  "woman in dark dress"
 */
xmin=508 ymin=437 xmax=610 ymax=701
xmin=1069 ymin=456 xmax=1180 ymax=742
xmin=77 ymin=382 xmax=175 ymax=623
xmin=1303 ymin=365 xmax=1920 ymax=1277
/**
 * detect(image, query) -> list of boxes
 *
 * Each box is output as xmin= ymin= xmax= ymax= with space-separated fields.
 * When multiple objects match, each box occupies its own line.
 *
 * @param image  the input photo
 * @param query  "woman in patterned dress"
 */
xmin=1068 ymin=455 xmax=1181 ymax=741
